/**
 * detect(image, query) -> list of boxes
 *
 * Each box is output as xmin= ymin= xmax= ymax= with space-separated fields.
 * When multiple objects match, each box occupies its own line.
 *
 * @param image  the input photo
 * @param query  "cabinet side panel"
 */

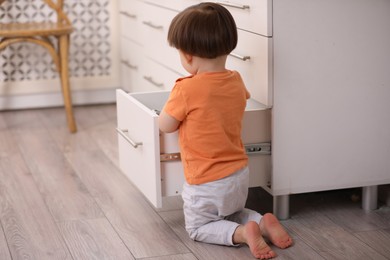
xmin=272 ymin=0 xmax=390 ymax=195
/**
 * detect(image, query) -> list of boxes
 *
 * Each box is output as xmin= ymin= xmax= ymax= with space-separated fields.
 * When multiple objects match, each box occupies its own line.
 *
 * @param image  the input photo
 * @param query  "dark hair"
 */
xmin=167 ymin=2 xmax=237 ymax=59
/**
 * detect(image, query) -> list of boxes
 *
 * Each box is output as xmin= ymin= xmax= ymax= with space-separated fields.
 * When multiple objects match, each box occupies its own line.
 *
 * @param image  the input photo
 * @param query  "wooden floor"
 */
xmin=0 ymin=104 xmax=389 ymax=260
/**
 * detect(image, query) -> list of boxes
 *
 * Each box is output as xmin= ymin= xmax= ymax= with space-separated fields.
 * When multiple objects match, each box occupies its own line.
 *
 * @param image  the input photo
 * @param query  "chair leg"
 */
xmin=59 ymin=34 xmax=77 ymax=133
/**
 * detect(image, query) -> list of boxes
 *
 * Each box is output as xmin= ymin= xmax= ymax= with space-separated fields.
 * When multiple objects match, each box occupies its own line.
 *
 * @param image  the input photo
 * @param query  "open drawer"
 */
xmin=116 ymin=89 xmax=271 ymax=208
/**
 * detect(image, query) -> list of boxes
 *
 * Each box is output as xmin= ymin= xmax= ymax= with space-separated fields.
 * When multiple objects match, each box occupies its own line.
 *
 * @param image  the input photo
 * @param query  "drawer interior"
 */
xmin=131 ymin=90 xmax=269 ymax=114
xmin=130 ymin=91 xmax=170 ymax=113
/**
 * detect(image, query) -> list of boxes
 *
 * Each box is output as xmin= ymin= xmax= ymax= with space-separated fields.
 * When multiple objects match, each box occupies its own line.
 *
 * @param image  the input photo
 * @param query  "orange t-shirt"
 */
xmin=163 ymin=70 xmax=249 ymax=185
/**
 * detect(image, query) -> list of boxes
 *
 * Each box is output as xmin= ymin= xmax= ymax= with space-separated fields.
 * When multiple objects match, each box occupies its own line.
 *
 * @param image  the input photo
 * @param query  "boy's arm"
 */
xmin=159 ymin=110 xmax=180 ymax=133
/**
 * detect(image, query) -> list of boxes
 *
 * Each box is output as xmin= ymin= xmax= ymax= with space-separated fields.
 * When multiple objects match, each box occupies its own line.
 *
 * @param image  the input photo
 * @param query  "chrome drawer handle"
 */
xmin=119 ymin=11 xmax=137 ymax=19
xmin=142 ymin=21 xmax=163 ymax=30
xmin=229 ymin=52 xmax=251 ymax=61
xmin=116 ymin=128 xmax=143 ymax=148
xmin=121 ymin=60 xmax=138 ymax=70
xmin=216 ymin=2 xmax=250 ymax=10
xmin=143 ymin=76 xmax=164 ymax=88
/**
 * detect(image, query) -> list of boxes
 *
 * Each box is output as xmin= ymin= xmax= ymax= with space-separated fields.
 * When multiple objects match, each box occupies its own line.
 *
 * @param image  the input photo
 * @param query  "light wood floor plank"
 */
xmin=40 ymin=106 xmax=190 ymax=258
xmin=142 ymin=253 xmax=198 ymax=260
xmin=0 ymin=110 xmax=40 ymax=129
xmin=0 ymin=113 xmax=7 ymax=130
xmin=0 ymin=127 xmax=20 ymax=159
xmin=73 ymin=105 xmax=114 ymax=130
xmin=40 ymin=105 xmax=113 ymax=131
xmin=0 ymin=222 xmax=12 ymax=260
xmin=100 ymin=104 xmax=117 ymax=121
xmin=39 ymin=106 xmax=119 ymax=168
xmin=1 ymin=105 xmax=389 ymax=259
xmin=0 ymin=143 xmax=71 ymax=259
xmin=353 ymin=228 xmax=390 ymax=258
xmin=284 ymin=214 xmax=388 ymax=260
xmin=89 ymin=120 xmax=120 ymax=168
xmin=58 ymin=218 xmax=135 ymax=260
xmin=5 ymin=114 xmax=104 ymax=222
xmin=64 ymin=141 xmax=190 ymax=258
xmin=304 ymin=190 xmax=390 ymax=233
xmin=64 ymin=145 xmax=136 ymax=198
xmin=39 ymin=107 xmax=102 ymax=153
xmin=60 ymin=138 xmax=191 ymax=258
xmin=95 ymin=191 xmax=190 ymax=259
xmin=41 ymin=110 xmax=138 ymax=198
xmin=322 ymin=205 xmax=390 ymax=233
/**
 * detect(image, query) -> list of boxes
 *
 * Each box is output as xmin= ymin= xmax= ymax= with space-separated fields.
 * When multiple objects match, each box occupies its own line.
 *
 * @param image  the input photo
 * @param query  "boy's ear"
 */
xmin=181 ymin=51 xmax=193 ymax=64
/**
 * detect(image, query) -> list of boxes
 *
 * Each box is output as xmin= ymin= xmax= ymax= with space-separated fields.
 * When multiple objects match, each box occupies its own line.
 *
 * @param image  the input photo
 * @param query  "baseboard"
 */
xmin=0 ymin=88 xmax=118 ymax=110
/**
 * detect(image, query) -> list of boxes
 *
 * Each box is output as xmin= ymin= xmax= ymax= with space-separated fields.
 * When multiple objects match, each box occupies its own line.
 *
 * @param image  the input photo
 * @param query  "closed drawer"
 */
xmin=139 ymin=58 xmax=184 ymax=92
xmin=203 ymin=0 xmax=272 ymax=36
xmin=119 ymin=0 xmax=145 ymax=44
xmin=120 ymin=38 xmax=143 ymax=92
xmin=116 ymin=89 xmax=271 ymax=208
xmin=227 ymin=29 xmax=273 ymax=106
xmin=141 ymin=3 xmax=186 ymax=75
xmin=144 ymin=0 xmax=200 ymax=12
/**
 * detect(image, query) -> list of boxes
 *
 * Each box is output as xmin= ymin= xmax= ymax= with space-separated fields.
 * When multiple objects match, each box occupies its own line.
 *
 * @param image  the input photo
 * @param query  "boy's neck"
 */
xmin=193 ymin=55 xmax=228 ymax=74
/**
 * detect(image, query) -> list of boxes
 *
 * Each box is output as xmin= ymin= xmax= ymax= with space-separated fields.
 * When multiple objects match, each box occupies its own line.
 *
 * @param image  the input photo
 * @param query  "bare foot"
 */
xmin=259 ymin=213 xmax=293 ymax=249
xmin=234 ymin=221 xmax=276 ymax=259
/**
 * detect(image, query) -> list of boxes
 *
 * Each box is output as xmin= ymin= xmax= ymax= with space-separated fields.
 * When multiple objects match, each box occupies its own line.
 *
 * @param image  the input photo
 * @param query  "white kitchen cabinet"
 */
xmin=119 ymin=0 xmax=145 ymax=46
xmin=227 ymin=29 xmax=273 ymax=106
xmin=120 ymin=38 xmax=143 ymax=92
xmin=270 ymin=0 xmax=390 ymax=218
xmin=119 ymin=0 xmax=186 ymax=94
xmin=141 ymin=3 xmax=186 ymax=75
xmin=116 ymin=89 xmax=271 ymax=208
xmin=202 ymin=0 xmax=273 ymax=37
xmin=118 ymin=0 xmax=272 ymax=100
xmin=117 ymin=0 xmax=390 ymax=218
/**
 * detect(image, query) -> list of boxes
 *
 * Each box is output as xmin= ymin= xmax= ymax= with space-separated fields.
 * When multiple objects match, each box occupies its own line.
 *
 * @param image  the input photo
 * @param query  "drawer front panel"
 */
xmin=140 ymin=59 xmax=183 ymax=92
xmin=116 ymin=89 xmax=163 ymax=207
xmin=120 ymin=38 xmax=143 ymax=92
xmin=119 ymin=0 xmax=145 ymax=44
xmin=144 ymin=0 xmax=200 ymax=12
xmin=141 ymin=4 xmax=187 ymax=75
xmin=227 ymin=30 xmax=273 ymax=106
xmin=204 ymin=0 xmax=272 ymax=36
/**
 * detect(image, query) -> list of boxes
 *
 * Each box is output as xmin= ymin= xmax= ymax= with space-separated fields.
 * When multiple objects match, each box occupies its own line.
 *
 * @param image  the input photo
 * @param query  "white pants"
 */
xmin=182 ymin=166 xmax=262 ymax=246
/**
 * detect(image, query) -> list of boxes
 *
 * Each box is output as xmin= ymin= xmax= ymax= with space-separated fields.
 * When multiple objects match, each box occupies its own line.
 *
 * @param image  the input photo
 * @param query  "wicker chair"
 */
xmin=0 ymin=0 xmax=77 ymax=133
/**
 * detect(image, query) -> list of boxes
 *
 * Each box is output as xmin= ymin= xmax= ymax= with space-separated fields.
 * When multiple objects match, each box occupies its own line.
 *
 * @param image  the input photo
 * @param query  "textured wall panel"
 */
xmin=0 ymin=0 xmax=111 ymax=82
